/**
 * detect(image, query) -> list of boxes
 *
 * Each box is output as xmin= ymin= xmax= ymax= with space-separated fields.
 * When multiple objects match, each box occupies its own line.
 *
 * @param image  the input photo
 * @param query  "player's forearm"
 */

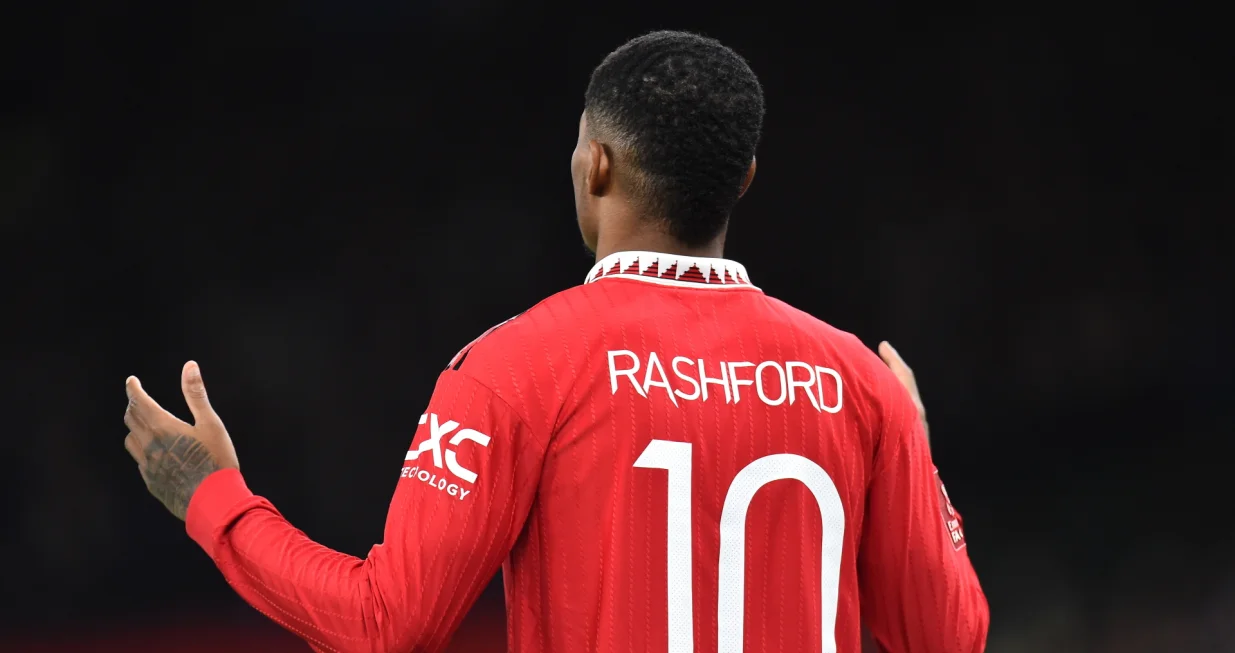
xmin=860 ymin=470 xmax=989 ymax=650
xmin=861 ymin=544 xmax=989 ymax=653
xmin=917 ymin=560 xmax=989 ymax=652
xmin=186 ymin=469 xmax=434 ymax=653
xmin=954 ymin=563 xmax=990 ymax=652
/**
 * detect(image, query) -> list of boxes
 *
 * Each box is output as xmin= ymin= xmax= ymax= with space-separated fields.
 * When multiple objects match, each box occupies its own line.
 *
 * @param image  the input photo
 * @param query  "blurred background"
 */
xmin=3 ymin=3 xmax=1231 ymax=652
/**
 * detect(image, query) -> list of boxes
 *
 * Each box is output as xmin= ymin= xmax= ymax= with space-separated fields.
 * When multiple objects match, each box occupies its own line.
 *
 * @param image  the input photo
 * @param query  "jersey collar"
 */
xmin=584 ymin=250 xmax=759 ymax=290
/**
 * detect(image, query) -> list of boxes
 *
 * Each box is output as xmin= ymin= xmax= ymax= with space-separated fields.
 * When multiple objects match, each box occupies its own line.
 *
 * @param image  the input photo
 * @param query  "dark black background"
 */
xmin=3 ymin=3 xmax=1231 ymax=651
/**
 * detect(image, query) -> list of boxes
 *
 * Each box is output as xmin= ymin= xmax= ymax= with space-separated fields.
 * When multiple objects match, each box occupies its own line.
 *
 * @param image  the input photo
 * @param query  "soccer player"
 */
xmin=122 ymin=30 xmax=988 ymax=653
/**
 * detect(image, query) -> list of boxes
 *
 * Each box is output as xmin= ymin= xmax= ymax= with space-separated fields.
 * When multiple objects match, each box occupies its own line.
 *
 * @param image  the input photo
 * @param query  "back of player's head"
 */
xmin=585 ymin=31 xmax=765 ymax=247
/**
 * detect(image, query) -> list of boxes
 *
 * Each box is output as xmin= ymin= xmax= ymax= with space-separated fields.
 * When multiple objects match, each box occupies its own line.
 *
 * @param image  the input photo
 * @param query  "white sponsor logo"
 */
xmin=402 ymin=413 xmax=491 ymax=500
xmin=607 ymin=350 xmax=843 ymax=412
xmin=401 ymin=464 xmax=471 ymax=500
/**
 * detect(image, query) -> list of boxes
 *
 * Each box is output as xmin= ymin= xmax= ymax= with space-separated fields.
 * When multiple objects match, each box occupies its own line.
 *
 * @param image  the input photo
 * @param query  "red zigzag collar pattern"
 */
xmin=584 ymin=251 xmax=759 ymax=290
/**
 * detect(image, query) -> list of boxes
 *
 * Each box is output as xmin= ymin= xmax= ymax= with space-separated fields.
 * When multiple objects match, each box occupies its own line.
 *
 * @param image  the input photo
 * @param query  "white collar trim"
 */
xmin=585 ymin=251 xmax=758 ymax=290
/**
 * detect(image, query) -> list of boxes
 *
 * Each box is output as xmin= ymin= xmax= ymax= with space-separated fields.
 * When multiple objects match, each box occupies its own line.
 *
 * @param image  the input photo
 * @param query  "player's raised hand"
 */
xmin=123 ymin=361 xmax=239 ymax=520
xmin=877 ymin=341 xmax=929 ymax=445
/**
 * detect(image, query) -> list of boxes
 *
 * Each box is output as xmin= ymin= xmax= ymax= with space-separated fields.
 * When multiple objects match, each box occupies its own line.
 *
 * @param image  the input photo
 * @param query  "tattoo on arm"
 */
xmin=141 ymin=431 xmax=221 ymax=520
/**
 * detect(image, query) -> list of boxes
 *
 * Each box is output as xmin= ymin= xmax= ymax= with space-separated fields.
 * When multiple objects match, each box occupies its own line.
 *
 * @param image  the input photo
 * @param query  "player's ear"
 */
xmin=586 ymin=139 xmax=611 ymax=196
xmin=738 ymin=156 xmax=757 ymax=199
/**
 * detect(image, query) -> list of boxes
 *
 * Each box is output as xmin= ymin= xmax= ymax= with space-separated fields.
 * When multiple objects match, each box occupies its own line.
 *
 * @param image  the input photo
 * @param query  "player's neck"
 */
xmin=594 ymin=229 xmax=727 ymax=262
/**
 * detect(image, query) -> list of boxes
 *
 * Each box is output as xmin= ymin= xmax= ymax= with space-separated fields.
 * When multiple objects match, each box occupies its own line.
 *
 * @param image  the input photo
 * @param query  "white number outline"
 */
xmin=636 ymin=439 xmax=846 ymax=653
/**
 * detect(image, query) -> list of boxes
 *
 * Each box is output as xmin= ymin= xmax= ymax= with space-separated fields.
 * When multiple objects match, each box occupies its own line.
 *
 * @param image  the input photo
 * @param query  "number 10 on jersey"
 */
xmin=635 ymin=439 xmax=846 ymax=653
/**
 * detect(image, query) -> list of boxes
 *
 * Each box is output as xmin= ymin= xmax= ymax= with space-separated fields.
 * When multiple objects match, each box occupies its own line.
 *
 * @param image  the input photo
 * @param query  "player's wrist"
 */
xmin=185 ymin=468 xmax=254 ymax=557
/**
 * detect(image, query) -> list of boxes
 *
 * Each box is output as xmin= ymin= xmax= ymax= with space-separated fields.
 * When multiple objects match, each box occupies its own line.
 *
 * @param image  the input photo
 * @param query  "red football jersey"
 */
xmin=187 ymin=250 xmax=988 ymax=653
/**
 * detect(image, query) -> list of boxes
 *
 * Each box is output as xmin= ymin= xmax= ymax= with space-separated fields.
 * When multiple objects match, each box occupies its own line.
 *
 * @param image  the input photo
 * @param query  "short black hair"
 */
xmin=585 ymin=31 xmax=765 ymax=246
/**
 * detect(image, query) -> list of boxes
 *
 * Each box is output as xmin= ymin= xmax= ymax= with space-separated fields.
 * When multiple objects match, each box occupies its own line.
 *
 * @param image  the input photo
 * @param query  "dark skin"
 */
xmin=123 ymin=362 xmax=238 ymax=520
xmin=569 ymin=112 xmax=757 ymax=260
xmin=124 ymin=111 xmax=928 ymax=519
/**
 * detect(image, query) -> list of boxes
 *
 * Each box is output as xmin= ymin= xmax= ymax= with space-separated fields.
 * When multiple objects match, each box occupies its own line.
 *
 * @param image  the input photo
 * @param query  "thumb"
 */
xmin=181 ymin=361 xmax=217 ymax=425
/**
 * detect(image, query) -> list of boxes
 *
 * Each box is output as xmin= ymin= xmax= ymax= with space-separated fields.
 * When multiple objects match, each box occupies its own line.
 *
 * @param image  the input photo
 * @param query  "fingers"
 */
xmin=879 ymin=340 xmax=928 ymax=433
xmin=124 ymin=376 xmax=158 ymax=432
xmin=878 ymin=341 xmax=925 ymax=410
xmin=124 ymin=431 xmax=146 ymax=464
xmin=877 ymin=341 xmax=916 ymax=388
xmin=180 ymin=361 xmax=218 ymax=426
xmin=124 ymin=374 xmax=189 ymax=433
xmin=124 ymin=378 xmax=160 ymax=463
xmin=123 ymin=372 xmax=196 ymax=473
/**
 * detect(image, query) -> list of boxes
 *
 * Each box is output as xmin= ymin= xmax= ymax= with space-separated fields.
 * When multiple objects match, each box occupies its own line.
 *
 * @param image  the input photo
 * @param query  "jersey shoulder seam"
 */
xmin=446 ymin=281 xmax=594 ymax=371
xmin=445 ymin=367 xmax=543 ymax=448
xmin=446 ymin=313 xmax=524 ymax=371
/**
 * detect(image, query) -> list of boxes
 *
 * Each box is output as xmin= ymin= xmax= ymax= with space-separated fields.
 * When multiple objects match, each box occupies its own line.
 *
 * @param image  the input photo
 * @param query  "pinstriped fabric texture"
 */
xmin=186 ymin=252 xmax=988 ymax=653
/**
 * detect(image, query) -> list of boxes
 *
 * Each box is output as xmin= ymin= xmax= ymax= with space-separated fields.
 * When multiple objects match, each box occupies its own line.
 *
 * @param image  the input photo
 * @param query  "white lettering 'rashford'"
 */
xmin=607 ymin=350 xmax=843 ymax=412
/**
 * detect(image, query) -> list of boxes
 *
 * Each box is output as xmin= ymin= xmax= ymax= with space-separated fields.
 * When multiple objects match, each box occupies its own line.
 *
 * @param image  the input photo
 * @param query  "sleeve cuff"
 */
xmin=186 ymin=468 xmax=254 ymax=557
